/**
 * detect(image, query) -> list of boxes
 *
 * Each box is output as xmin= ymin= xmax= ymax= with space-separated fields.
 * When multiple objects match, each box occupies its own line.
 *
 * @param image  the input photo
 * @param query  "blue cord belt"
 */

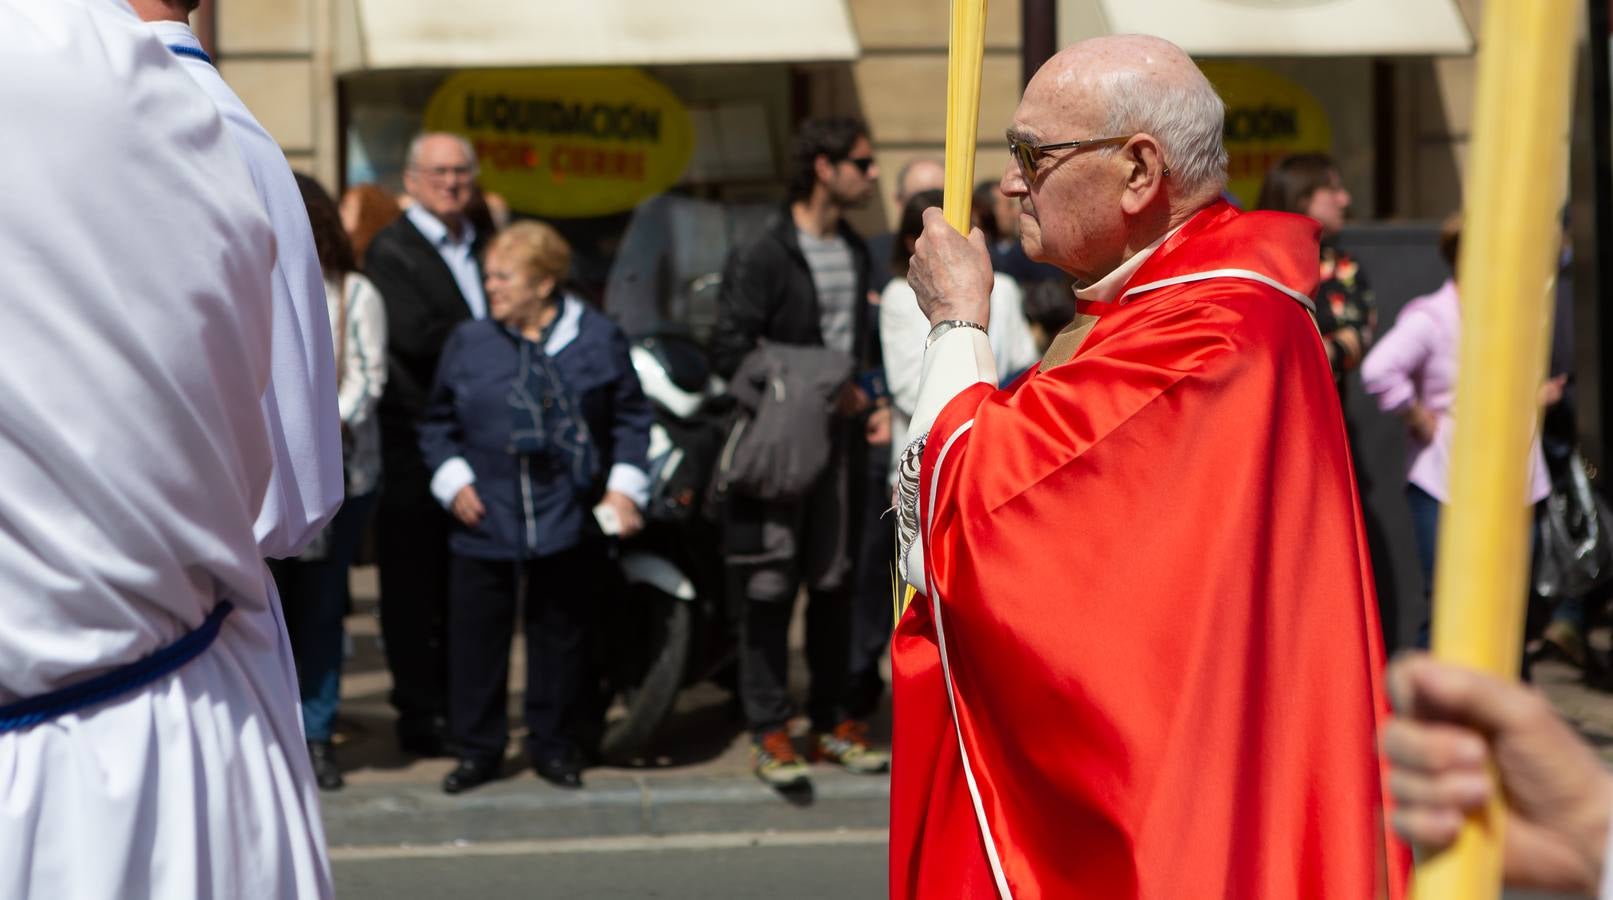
xmin=0 ymin=601 xmax=234 ymax=735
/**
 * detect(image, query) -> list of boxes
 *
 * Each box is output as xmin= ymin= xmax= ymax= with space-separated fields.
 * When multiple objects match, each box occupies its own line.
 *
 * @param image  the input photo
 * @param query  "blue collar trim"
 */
xmin=166 ymin=44 xmax=214 ymax=66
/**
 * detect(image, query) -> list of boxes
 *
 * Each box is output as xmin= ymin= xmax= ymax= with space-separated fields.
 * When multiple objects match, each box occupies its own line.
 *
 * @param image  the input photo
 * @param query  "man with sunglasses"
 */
xmin=887 ymin=35 xmax=1405 ymax=898
xmin=711 ymin=116 xmax=891 ymax=792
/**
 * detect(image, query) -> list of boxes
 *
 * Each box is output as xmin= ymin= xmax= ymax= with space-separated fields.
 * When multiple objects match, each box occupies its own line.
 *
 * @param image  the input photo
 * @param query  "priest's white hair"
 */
xmin=1097 ymin=54 xmax=1229 ymax=199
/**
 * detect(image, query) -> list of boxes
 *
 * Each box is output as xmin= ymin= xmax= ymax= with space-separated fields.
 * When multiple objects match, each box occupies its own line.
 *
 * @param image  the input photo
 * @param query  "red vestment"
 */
xmin=891 ymin=203 xmax=1408 ymax=899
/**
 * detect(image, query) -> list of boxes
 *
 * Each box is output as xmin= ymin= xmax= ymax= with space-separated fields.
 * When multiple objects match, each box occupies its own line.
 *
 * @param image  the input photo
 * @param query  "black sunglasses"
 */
xmin=1007 ymin=131 xmax=1132 ymax=176
xmin=843 ymin=155 xmax=877 ymax=174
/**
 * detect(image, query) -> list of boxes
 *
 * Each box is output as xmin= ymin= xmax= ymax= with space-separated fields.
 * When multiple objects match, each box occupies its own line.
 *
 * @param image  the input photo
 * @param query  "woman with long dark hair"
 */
xmin=1257 ymin=154 xmax=1377 ymax=385
xmin=272 ymin=174 xmax=389 ymax=789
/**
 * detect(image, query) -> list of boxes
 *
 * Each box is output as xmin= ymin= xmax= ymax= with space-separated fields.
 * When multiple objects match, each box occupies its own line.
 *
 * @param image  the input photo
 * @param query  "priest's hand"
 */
xmin=451 ymin=484 xmax=486 ymax=528
xmin=1383 ymin=654 xmax=1612 ymax=895
xmin=909 ymin=207 xmax=993 ymax=329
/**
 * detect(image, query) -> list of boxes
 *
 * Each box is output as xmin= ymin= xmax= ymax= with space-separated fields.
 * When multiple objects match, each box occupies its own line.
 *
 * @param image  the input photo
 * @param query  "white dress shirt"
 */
xmin=406 ymin=203 xmax=490 ymax=320
xmin=151 ymin=20 xmax=343 ymax=559
xmin=0 ymin=3 xmax=331 ymax=895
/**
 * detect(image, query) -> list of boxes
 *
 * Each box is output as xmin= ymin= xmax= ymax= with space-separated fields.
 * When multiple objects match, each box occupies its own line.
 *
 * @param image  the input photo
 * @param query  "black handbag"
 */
xmin=1535 ymin=453 xmax=1613 ymax=599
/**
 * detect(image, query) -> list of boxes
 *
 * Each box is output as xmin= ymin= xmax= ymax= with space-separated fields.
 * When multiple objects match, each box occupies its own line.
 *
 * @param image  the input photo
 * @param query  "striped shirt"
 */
xmin=798 ymin=228 xmax=857 ymax=356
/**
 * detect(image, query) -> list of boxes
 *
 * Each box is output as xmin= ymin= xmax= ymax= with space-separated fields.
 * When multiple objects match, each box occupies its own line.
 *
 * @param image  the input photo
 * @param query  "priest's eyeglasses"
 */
xmin=1006 ymin=131 xmax=1132 ymax=176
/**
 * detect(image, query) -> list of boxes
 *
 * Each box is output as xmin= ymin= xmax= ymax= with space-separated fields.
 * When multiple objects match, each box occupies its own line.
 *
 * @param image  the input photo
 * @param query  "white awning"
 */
xmin=1058 ymin=0 xmax=1474 ymax=57
xmin=336 ymin=0 xmax=860 ymax=73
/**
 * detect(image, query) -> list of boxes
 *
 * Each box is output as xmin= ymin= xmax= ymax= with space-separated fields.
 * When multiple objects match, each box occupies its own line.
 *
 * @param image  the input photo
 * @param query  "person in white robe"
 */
xmin=135 ymin=0 xmax=345 ymax=559
xmin=135 ymin=0 xmax=346 ymax=787
xmin=0 ymin=1 xmax=333 ymax=896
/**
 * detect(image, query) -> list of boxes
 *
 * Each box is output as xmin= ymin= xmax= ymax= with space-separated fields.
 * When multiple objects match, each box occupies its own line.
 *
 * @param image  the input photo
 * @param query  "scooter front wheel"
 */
xmin=599 ymin=584 xmax=692 ymax=762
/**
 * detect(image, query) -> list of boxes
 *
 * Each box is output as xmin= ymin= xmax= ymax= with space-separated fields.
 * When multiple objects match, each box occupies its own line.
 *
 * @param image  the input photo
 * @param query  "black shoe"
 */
xmin=533 ymin=755 xmax=583 ymax=789
xmin=307 ymin=741 xmax=344 ymax=791
xmin=442 ymin=758 xmax=500 ymax=795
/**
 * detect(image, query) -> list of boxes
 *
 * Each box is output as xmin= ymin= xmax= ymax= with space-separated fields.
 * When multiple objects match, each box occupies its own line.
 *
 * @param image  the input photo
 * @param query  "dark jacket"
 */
xmin=709 ymin=208 xmax=876 ymax=379
xmin=365 ymin=213 xmax=487 ymax=486
xmin=709 ymin=208 xmax=877 ymax=558
xmin=418 ymin=298 xmax=652 ymax=560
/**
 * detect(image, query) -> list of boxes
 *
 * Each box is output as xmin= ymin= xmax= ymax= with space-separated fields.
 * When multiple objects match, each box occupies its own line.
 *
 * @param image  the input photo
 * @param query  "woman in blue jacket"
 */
xmin=419 ymin=221 xmax=651 ymax=793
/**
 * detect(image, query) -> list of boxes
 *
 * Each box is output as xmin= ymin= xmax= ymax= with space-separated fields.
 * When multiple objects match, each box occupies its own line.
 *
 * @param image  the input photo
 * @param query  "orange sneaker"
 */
xmin=752 ymin=729 xmax=811 ymax=789
xmin=810 ymin=719 xmax=890 ymax=774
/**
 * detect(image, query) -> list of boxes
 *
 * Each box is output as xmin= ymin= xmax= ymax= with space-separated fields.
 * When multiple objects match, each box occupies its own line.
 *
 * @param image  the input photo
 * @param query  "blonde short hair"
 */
xmin=488 ymin=220 xmax=572 ymax=284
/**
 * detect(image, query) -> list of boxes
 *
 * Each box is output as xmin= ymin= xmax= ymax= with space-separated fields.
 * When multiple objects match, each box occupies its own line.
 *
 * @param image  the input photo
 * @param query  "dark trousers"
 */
xmin=736 ymin=576 xmax=850 ymax=736
xmin=845 ymin=448 xmax=895 ymax=720
xmin=377 ymin=473 xmax=451 ymax=740
xmin=1408 ymin=484 xmax=1550 ymax=665
xmin=270 ymin=492 xmax=377 ymax=742
xmin=448 ymin=546 xmax=599 ymax=764
xmin=1407 ymin=484 xmax=1442 ymax=650
xmin=730 ymin=443 xmax=854 ymax=736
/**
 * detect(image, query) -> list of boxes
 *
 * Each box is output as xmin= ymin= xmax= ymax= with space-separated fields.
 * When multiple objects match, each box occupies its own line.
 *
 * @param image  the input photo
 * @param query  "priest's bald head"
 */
xmin=1001 ymin=34 xmax=1228 ymax=285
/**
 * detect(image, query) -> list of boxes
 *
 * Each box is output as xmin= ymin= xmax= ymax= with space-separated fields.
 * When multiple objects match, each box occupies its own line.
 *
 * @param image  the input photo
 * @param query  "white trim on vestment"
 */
xmin=924 ymin=419 xmax=1015 ymax=900
xmin=1119 ymin=267 xmax=1318 ymax=313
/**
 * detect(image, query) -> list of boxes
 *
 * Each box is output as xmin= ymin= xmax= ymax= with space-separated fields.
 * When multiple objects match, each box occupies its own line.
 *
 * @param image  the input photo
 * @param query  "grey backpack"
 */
xmin=715 ymin=343 xmax=852 ymax=501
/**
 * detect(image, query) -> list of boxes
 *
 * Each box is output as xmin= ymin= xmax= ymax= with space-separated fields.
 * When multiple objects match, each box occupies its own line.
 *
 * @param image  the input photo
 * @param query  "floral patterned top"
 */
xmin=1314 ymin=242 xmax=1377 ymax=385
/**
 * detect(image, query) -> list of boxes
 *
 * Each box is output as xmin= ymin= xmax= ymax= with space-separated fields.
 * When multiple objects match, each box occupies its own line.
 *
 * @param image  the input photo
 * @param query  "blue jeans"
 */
xmin=270 ymin=492 xmax=376 ymax=741
xmin=1406 ymin=484 xmax=1442 ymax=650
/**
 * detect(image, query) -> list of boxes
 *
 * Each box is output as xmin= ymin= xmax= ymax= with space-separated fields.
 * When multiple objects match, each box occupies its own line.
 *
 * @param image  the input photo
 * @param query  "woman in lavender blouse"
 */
xmin=1361 ymin=215 xmax=1555 ymax=646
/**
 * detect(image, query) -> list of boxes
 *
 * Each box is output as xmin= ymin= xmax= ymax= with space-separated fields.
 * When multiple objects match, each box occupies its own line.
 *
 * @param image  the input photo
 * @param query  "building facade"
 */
xmin=198 ymin=0 xmax=1494 ymax=232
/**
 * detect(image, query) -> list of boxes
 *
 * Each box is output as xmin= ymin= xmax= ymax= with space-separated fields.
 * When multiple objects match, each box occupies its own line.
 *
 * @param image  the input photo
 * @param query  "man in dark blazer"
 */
xmin=364 ymin=132 xmax=489 ymax=756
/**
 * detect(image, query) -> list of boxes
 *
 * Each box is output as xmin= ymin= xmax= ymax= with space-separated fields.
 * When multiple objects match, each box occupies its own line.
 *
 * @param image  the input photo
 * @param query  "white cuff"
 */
xmin=606 ymin=462 xmax=650 ymax=509
xmin=907 ymin=326 xmax=996 ymax=446
xmin=902 ymin=528 xmax=929 ymax=597
xmin=430 ymin=457 xmax=476 ymax=509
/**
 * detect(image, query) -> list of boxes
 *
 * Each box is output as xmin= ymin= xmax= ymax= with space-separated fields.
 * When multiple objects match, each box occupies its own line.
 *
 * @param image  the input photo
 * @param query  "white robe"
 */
xmin=0 ymin=2 xmax=332 ymax=896
xmin=149 ymin=20 xmax=344 ymax=558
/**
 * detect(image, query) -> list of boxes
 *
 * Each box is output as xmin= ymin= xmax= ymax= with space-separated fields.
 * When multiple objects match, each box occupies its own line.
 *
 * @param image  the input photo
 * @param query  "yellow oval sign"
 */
xmin=1198 ymin=62 xmax=1334 ymax=208
xmin=423 ymin=68 xmax=695 ymax=219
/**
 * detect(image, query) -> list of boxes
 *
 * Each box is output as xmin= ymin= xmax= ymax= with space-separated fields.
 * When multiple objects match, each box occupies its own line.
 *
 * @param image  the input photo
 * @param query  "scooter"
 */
xmin=596 ymin=331 xmax=734 ymax=761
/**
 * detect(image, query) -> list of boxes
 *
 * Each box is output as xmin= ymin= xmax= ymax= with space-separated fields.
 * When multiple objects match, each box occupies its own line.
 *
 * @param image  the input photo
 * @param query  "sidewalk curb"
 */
xmin=321 ymin=772 xmax=890 ymax=849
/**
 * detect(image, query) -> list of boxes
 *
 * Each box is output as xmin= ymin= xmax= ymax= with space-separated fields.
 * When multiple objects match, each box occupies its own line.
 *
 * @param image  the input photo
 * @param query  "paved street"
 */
xmin=333 ymin=831 xmax=886 ymax=899
xmin=323 ymin=567 xmax=1613 ymax=898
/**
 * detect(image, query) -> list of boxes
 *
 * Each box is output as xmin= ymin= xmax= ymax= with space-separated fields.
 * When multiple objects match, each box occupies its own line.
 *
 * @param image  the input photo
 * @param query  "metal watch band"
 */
xmin=925 ymin=318 xmax=988 ymax=349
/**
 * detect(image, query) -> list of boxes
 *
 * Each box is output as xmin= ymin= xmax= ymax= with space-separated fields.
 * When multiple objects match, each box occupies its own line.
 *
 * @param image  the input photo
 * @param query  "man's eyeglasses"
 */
xmin=1007 ymin=131 xmax=1131 ymax=176
xmin=412 ymin=164 xmax=478 ymax=182
xmin=843 ymin=156 xmax=876 ymax=175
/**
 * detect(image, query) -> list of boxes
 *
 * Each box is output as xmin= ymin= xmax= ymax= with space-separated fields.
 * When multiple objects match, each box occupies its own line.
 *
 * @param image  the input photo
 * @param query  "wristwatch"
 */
xmin=925 ymin=319 xmax=987 ymax=349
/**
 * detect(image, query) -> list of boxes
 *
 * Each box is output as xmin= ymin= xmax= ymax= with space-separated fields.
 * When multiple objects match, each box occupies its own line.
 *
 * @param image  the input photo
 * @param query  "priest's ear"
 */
xmin=1118 ymin=134 xmax=1169 ymax=216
